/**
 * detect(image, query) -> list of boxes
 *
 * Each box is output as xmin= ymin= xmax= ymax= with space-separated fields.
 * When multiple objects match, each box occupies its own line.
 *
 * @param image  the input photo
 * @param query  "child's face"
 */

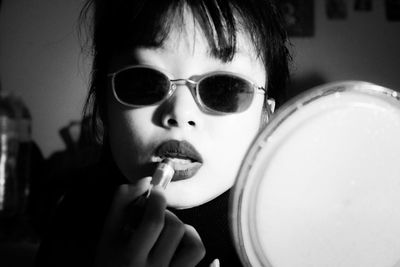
xmin=106 ymin=14 xmax=266 ymax=209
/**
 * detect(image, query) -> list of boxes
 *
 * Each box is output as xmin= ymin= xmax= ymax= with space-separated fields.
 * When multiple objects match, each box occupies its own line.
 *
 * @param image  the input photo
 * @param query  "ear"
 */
xmin=267 ymin=98 xmax=276 ymax=113
xmin=260 ymin=98 xmax=275 ymax=129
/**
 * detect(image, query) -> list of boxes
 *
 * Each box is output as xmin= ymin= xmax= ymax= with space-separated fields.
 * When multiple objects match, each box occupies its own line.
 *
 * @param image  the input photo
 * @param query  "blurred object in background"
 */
xmin=59 ymin=120 xmax=81 ymax=153
xmin=0 ymin=89 xmax=20 ymax=220
xmin=35 ymin=116 xmax=101 ymax=236
xmin=48 ymin=115 xmax=101 ymax=176
xmin=0 ymin=87 xmax=44 ymax=241
xmin=277 ymin=0 xmax=315 ymax=37
xmin=0 ymin=86 xmax=45 ymax=266
xmin=9 ymin=92 xmax=32 ymax=217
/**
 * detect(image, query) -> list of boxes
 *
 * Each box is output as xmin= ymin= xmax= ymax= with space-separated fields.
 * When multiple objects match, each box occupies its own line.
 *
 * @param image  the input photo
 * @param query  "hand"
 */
xmin=94 ymin=181 xmax=205 ymax=267
xmin=210 ymin=259 xmax=220 ymax=267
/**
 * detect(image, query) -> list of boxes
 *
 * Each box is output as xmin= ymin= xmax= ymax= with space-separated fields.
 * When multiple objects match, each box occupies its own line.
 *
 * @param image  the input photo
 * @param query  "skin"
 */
xmin=95 ymin=181 xmax=206 ymax=267
xmin=96 ymin=10 xmax=268 ymax=267
xmin=107 ymin=15 xmax=266 ymax=209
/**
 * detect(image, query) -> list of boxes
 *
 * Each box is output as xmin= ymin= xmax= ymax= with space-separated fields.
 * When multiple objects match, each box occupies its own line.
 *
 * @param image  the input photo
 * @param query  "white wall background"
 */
xmin=0 ymin=0 xmax=399 ymax=157
xmin=0 ymin=0 xmax=90 ymax=158
xmin=289 ymin=1 xmax=400 ymax=95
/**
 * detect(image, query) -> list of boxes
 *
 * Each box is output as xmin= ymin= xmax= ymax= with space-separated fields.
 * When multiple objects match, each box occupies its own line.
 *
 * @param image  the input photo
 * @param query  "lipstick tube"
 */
xmin=125 ymin=159 xmax=175 ymax=230
xmin=151 ymin=159 xmax=175 ymax=189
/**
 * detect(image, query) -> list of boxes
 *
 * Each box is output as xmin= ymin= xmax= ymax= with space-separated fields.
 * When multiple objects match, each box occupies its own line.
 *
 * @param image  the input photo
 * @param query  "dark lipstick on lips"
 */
xmin=155 ymin=140 xmax=203 ymax=181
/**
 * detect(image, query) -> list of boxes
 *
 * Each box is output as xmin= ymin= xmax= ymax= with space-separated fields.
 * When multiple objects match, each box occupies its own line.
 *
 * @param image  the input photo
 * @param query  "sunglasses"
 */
xmin=108 ymin=65 xmax=267 ymax=114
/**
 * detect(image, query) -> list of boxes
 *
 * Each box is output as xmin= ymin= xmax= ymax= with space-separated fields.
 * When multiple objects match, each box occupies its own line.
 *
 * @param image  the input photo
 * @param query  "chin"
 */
xmin=166 ymin=194 xmax=219 ymax=209
xmin=164 ymin=178 xmax=231 ymax=209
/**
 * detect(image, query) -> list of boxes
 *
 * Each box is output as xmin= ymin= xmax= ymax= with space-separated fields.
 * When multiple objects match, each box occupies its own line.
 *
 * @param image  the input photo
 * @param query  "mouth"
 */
xmin=154 ymin=140 xmax=203 ymax=181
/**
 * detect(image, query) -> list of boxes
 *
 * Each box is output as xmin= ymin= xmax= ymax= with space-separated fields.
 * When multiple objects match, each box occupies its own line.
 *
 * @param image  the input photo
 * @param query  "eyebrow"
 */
xmin=124 ymin=41 xmax=253 ymax=65
xmin=135 ymin=44 xmax=236 ymax=61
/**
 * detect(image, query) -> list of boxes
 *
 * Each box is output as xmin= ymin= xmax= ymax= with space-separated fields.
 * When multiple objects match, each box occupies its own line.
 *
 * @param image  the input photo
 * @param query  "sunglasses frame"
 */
xmin=108 ymin=65 xmax=267 ymax=115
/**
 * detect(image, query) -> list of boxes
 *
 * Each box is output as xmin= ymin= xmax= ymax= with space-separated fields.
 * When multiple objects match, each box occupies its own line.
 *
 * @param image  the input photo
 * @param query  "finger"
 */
xmin=127 ymin=186 xmax=167 ymax=252
xmin=170 ymin=224 xmax=206 ymax=267
xmin=95 ymin=180 xmax=152 ymax=266
xmin=210 ymin=259 xmax=220 ymax=267
xmin=102 ymin=179 xmax=151 ymax=241
xmin=148 ymin=211 xmax=186 ymax=266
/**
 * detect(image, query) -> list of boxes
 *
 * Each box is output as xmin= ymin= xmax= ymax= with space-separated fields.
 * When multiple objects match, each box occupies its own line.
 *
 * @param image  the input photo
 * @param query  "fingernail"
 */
xmin=210 ymin=258 xmax=220 ymax=267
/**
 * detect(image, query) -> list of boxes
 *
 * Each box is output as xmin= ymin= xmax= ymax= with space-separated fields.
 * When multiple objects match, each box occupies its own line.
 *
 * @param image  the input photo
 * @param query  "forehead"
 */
xmin=110 ymin=11 xmax=262 ymax=71
xmin=162 ymin=16 xmax=259 ymax=59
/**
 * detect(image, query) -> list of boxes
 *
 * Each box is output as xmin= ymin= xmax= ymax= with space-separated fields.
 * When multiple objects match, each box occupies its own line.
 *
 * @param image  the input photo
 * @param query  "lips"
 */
xmin=154 ymin=140 xmax=203 ymax=181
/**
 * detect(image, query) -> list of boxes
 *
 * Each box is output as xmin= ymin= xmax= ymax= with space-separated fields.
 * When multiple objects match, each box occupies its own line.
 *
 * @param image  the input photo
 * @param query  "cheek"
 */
xmin=218 ymin=98 xmax=263 ymax=146
xmin=107 ymin=106 xmax=156 ymax=180
xmin=220 ymin=119 xmax=259 ymax=152
xmin=207 ymin=104 xmax=263 ymax=179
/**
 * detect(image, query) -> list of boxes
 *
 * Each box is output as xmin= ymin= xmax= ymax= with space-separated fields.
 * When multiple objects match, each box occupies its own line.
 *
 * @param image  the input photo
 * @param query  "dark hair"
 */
xmin=80 ymin=0 xmax=291 ymax=142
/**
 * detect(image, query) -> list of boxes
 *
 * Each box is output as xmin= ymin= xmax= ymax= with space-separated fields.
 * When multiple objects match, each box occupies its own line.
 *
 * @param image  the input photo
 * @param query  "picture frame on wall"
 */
xmin=386 ymin=0 xmax=400 ymax=21
xmin=278 ymin=0 xmax=315 ymax=37
xmin=354 ymin=0 xmax=373 ymax=11
xmin=326 ymin=0 xmax=348 ymax=19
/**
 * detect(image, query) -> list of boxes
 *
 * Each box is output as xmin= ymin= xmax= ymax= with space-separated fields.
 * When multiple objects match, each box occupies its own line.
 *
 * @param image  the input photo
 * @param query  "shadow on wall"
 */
xmin=286 ymin=72 xmax=328 ymax=100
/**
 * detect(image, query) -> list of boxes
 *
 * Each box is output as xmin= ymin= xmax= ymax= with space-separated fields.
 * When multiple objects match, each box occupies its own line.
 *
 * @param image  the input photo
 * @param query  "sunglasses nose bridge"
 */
xmin=170 ymin=79 xmax=196 ymax=90
xmin=169 ymin=79 xmax=198 ymax=101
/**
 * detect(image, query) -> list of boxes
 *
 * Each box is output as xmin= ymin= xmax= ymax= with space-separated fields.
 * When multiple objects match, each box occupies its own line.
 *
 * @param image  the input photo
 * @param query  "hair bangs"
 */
xmin=106 ymin=1 xmax=179 ymax=50
xmin=188 ymin=1 xmax=238 ymax=62
xmin=111 ymin=0 xmax=240 ymax=62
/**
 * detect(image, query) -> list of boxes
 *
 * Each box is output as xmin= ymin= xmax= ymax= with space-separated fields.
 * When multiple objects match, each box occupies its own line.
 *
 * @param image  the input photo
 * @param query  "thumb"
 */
xmin=210 ymin=258 xmax=220 ymax=267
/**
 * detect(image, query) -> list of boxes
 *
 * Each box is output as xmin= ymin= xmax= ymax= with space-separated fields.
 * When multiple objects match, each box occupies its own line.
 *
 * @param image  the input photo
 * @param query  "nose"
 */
xmin=159 ymin=84 xmax=201 ymax=129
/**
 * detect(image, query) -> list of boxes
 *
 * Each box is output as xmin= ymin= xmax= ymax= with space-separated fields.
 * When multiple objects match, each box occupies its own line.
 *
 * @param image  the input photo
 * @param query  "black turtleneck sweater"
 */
xmin=171 ymin=190 xmax=242 ymax=266
xmin=35 ymin=156 xmax=243 ymax=267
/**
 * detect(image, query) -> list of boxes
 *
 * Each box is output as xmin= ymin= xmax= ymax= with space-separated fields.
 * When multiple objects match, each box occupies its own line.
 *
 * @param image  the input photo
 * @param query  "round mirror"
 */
xmin=230 ymin=81 xmax=400 ymax=267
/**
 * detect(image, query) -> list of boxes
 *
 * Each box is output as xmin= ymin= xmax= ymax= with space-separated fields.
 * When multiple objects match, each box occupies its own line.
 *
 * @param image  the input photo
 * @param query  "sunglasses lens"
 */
xmin=198 ymin=74 xmax=254 ymax=113
xmin=114 ymin=67 xmax=169 ymax=106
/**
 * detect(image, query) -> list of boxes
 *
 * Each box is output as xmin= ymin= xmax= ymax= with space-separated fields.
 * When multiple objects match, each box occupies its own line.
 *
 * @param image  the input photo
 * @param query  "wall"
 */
xmin=289 ymin=1 xmax=400 ymax=96
xmin=0 ymin=0 xmax=399 ymax=157
xmin=0 ymin=0 xmax=90 ymax=158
